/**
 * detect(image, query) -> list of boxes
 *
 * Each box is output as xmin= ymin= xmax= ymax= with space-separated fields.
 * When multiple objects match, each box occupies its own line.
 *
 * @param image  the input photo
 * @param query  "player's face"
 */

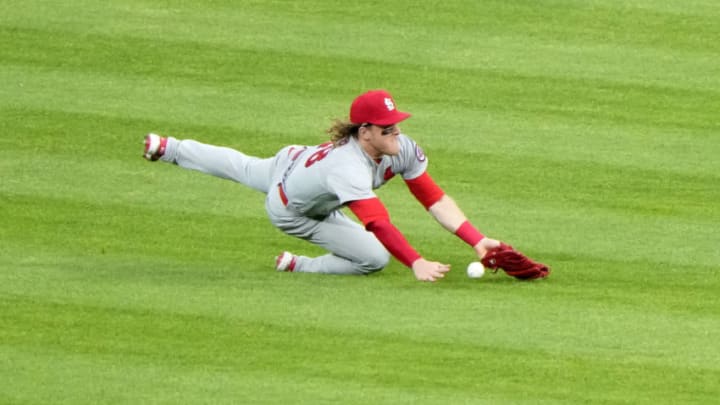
xmin=360 ymin=123 xmax=401 ymax=158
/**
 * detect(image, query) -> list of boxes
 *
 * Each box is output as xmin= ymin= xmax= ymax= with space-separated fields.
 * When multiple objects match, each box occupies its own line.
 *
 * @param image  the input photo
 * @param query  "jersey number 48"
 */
xmin=304 ymin=142 xmax=333 ymax=168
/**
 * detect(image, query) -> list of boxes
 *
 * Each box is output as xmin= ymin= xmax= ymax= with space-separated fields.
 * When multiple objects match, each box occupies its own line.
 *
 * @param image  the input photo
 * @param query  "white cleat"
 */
xmin=143 ymin=133 xmax=167 ymax=161
xmin=275 ymin=251 xmax=297 ymax=272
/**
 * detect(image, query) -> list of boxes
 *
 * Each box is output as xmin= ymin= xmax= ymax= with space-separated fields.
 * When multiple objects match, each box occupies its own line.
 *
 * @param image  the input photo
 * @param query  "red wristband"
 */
xmin=455 ymin=221 xmax=485 ymax=247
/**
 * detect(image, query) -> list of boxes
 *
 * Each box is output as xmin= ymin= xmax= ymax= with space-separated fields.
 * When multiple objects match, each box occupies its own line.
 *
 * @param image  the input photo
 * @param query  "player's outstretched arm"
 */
xmin=403 ymin=171 xmax=501 ymax=257
xmin=426 ymin=194 xmax=501 ymax=258
xmin=404 ymin=172 xmax=549 ymax=278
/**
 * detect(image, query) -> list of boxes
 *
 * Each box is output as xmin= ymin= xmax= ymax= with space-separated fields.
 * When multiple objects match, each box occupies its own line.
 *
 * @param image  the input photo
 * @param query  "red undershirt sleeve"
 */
xmin=404 ymin=172 xmax=445 ymax=210
xmin=347 ymin=198 xmax=422 ymax=268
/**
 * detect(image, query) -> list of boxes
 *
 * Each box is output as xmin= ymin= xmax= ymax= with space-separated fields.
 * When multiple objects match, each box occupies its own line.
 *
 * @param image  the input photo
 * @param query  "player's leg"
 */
xmin=155 ymin=135 xmax=276 ymax=193
xmin=286 ymin=221 xmax=390 ymax=275
xmin=299 ymin=211 xmax=389 ymax=275
xmin=269 ymin=202 xmax=390 ymax=275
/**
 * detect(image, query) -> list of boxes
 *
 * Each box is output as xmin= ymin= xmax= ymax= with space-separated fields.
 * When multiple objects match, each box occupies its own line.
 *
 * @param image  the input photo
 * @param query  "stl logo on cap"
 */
xmin=384 ymin=97 xmax=395 ymax=111
xmin=350 ymin=89 xmax=412 ymax=126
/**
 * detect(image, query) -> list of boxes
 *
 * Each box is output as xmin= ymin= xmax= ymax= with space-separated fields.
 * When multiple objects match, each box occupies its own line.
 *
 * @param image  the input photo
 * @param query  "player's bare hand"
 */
xmin=411 ymin=258 xmax=451 ymax=282
xmin=474 ymin=237 xmax=501 ymax=259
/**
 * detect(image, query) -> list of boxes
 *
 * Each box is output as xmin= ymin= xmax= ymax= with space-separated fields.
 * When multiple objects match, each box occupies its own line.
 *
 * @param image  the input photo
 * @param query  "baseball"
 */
xmin=466 ymin=261 xmax=485 ymax=278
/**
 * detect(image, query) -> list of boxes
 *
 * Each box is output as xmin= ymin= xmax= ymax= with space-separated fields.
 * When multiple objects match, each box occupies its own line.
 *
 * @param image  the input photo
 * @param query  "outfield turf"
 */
xmin=1 ymin=1 xmax=719 ymax=403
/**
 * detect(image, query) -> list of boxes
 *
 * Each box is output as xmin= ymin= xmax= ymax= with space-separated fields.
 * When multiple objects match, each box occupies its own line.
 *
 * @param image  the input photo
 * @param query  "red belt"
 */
xmin=277 ymin=183 xmax=289 ymax=206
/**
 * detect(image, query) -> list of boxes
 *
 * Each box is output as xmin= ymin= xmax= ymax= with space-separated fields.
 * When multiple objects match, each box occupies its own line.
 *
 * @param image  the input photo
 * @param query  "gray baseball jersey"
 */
xmin=279 ymin=134 xmax=428 ymax=218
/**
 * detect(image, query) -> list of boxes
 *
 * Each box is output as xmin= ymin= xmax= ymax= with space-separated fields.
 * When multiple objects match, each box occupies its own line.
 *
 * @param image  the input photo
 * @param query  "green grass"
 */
xmin=1 ymin=0 xmax=719 ymax=403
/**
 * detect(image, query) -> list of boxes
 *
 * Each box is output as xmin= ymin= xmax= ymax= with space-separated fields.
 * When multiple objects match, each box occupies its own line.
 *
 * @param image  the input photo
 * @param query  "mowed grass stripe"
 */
xmin=3 ymin=24 xmax=719 ymax=132
xmin=2 ymin=294 xmax=719 ymax=404
xmin=2 ymin=261 xmax=718 ymax=404
xmin=2 ymin=2 xmax=718 ymax=103
xmin=3 ymin=0 xmax=719 ymax=82
xmin=2 ymin=254 xmax=718 ymax=369
xmin=0 ymin=193 xmax=273 ymax=262
xmin=4 ymin=285 xmax=720 ymax=367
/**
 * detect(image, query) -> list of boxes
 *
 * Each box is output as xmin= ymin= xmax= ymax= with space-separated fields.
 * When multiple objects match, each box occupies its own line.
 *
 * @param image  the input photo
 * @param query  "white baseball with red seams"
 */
xmin=466 ymin=261 xmax=485 ymax=278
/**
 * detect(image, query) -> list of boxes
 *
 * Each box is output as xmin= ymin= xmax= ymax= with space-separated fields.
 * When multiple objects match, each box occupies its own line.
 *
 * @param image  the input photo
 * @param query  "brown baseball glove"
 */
xmin=481 ymin=243 xmax=550 ymax=280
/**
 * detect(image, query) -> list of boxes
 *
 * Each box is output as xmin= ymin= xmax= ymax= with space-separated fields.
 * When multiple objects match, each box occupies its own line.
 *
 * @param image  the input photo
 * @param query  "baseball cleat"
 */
xmin=275 ymin=251 xmax=297 ymax=272
xmin=143 ymin=133 xmax=167 ymax=161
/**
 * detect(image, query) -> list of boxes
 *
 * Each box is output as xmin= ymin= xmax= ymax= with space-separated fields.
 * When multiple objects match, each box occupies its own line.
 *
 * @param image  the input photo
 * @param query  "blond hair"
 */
xmin=326 ymin=119 xmax=361 ymax=147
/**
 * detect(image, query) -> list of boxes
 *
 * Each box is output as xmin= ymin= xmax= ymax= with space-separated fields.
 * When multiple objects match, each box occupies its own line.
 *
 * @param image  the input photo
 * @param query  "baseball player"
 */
xmin=143 ymin=90 xmax=549 ymax=282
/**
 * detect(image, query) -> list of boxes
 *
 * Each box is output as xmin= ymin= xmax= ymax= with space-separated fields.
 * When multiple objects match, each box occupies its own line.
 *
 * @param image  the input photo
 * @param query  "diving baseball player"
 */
xmin=142 ymin=90 xmax=549 ymax=281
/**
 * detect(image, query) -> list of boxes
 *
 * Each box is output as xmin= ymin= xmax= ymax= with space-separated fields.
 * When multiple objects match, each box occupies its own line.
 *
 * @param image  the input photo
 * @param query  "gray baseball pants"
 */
xmin=161 ymin=137 xmax=389 ymax=275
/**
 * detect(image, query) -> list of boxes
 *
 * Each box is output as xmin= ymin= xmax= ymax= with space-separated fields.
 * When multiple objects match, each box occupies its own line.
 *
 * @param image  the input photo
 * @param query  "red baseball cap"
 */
xmin=349 ymin=90 xmax=412 ymax=126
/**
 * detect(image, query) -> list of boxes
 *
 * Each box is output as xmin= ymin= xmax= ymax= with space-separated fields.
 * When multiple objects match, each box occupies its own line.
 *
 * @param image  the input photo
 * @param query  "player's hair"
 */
xmin=327 ymin=119 xmax=361 ymax=147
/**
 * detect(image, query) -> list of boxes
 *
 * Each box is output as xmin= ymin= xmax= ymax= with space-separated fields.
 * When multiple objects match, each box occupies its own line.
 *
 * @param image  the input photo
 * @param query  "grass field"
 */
xmin=2 ymin=0 xmax=719 ymax=403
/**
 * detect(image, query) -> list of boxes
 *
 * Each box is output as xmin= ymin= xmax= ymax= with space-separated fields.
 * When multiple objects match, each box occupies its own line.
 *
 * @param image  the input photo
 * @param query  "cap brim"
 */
xmin=372 ymin=111 xmax=412 ymax=126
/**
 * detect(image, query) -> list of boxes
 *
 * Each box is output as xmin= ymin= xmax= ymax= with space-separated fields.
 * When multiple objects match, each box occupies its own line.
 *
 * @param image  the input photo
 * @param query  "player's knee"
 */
xmin=357 ymin=249 xmax=390 ymax=274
